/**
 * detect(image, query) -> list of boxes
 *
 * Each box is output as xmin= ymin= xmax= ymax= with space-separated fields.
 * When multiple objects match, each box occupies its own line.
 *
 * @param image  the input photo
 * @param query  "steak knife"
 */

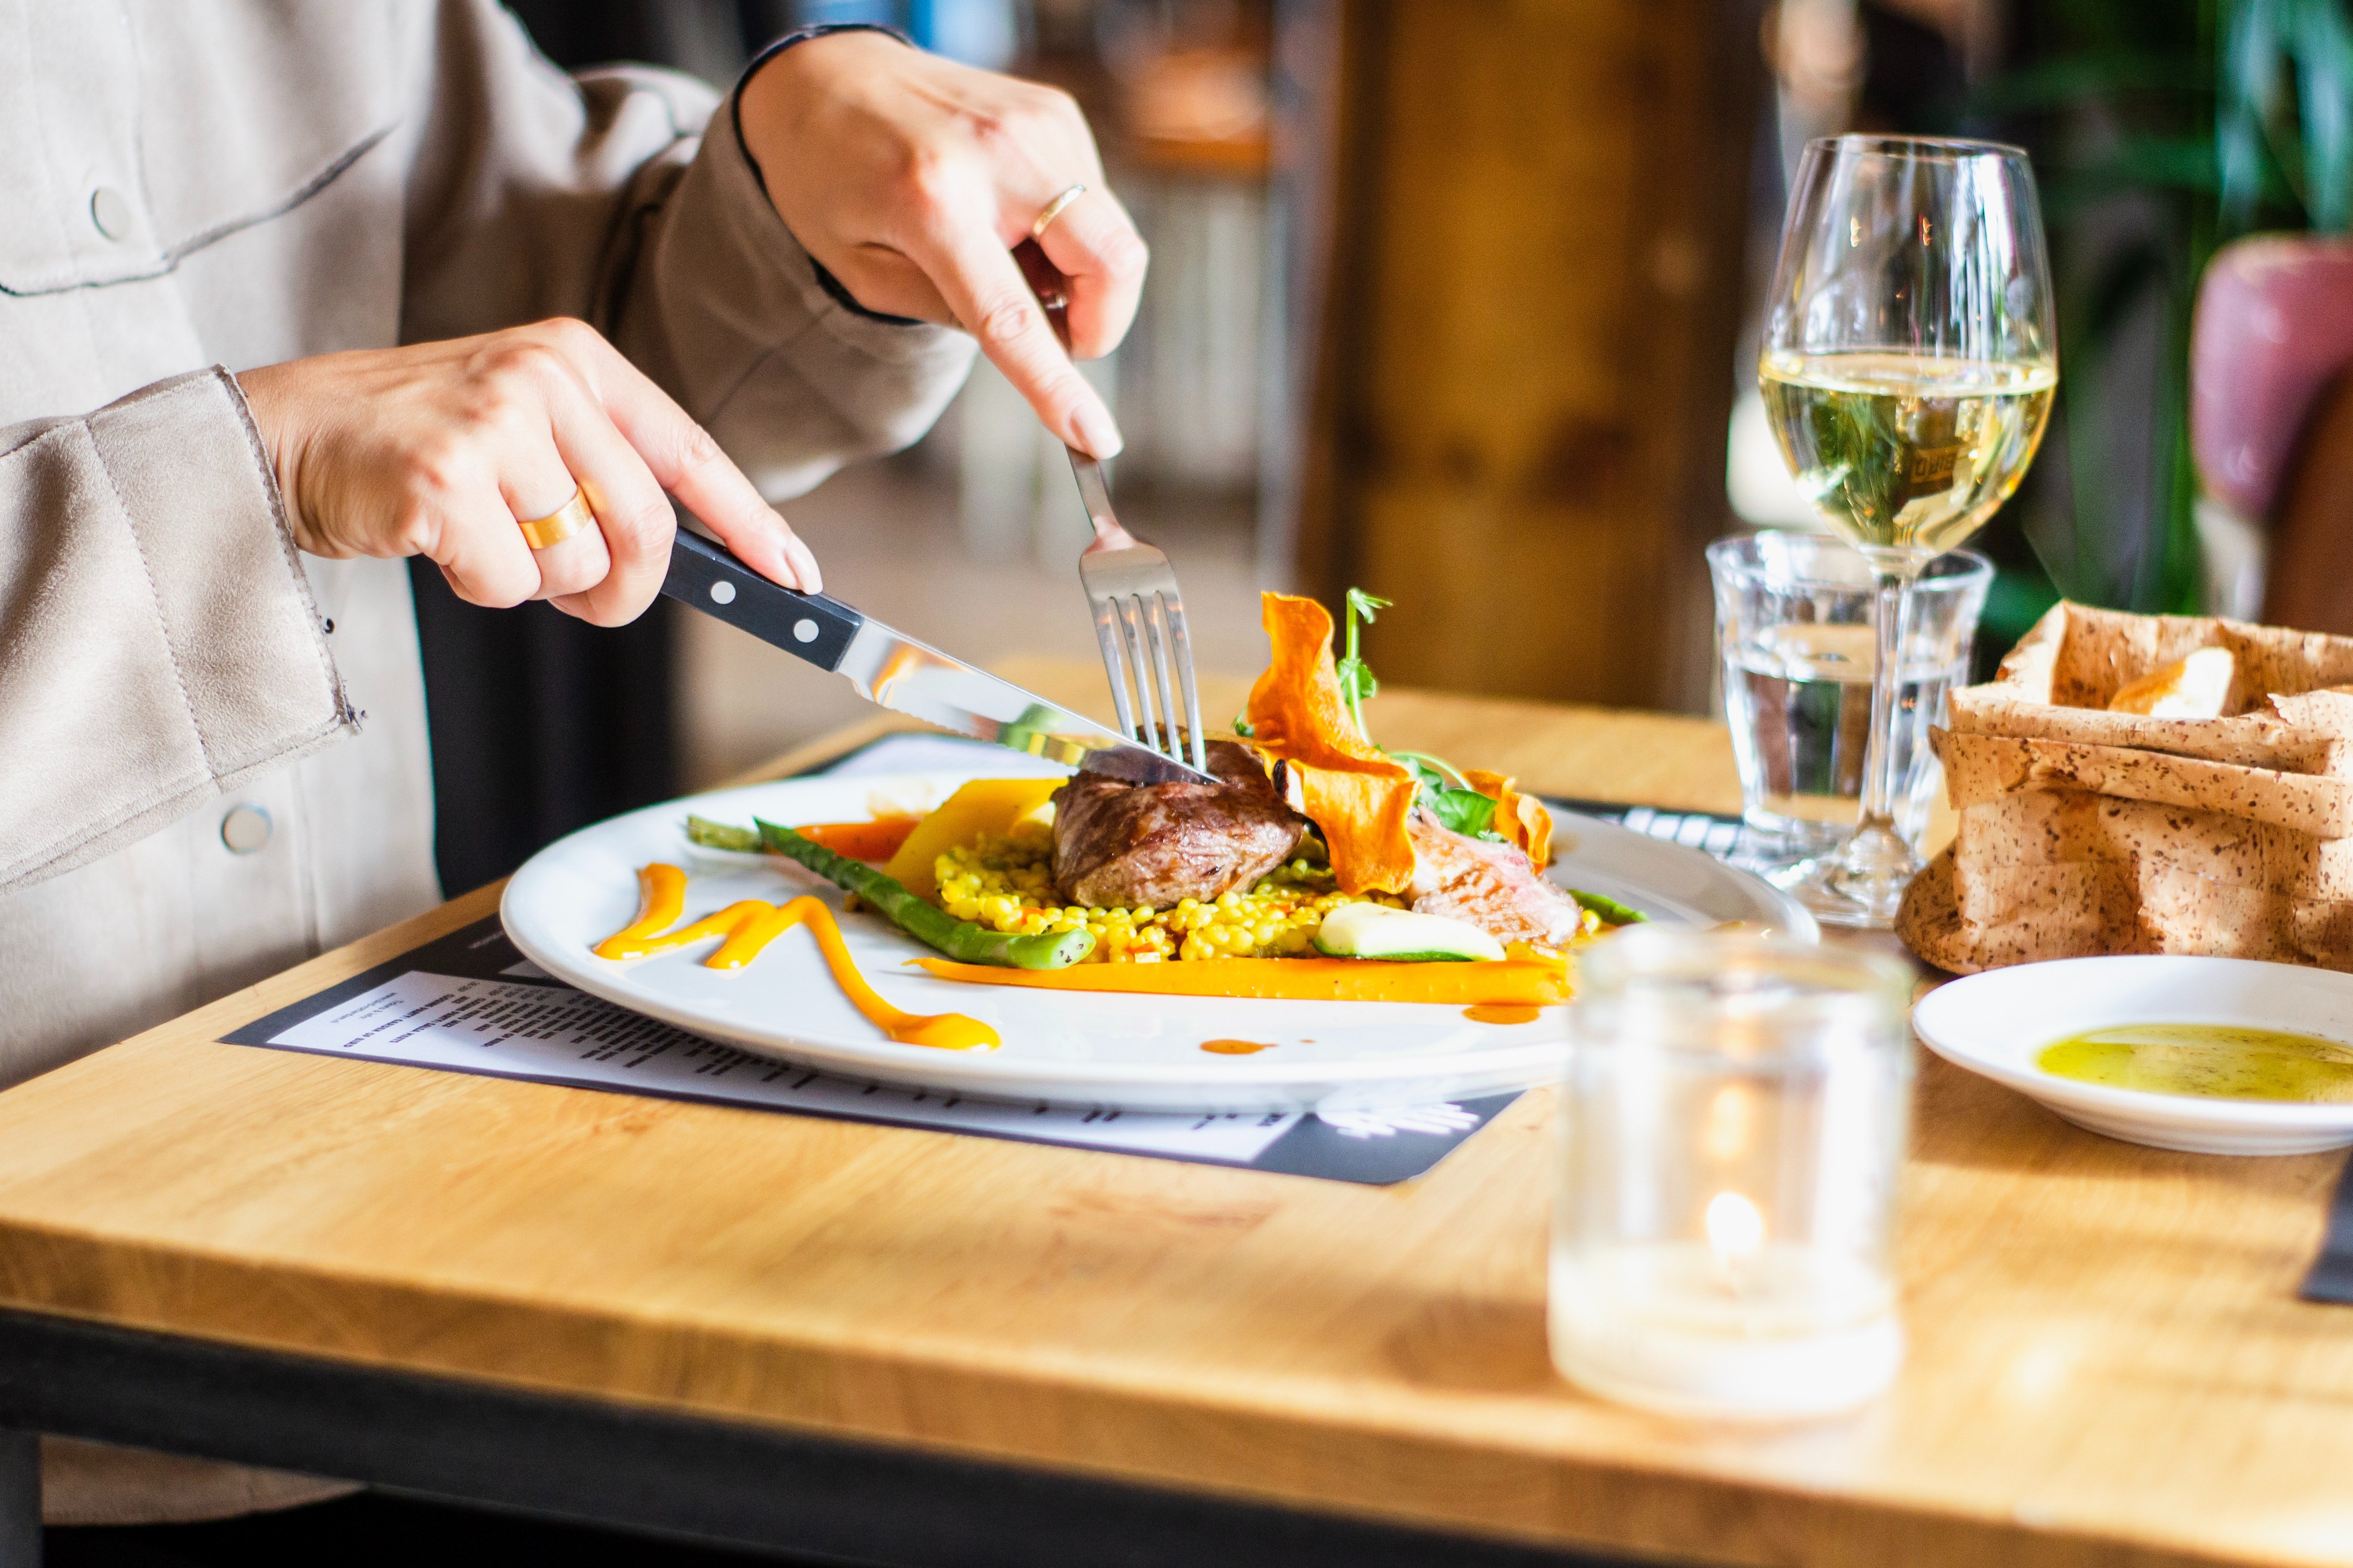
xmin=661 ymin=529 xmax=1216 ymax=785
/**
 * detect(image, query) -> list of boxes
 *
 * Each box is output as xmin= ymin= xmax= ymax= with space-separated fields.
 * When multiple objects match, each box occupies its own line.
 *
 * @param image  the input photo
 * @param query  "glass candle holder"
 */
xmin=1550 ymin=928 xmax=1914 ymax=1421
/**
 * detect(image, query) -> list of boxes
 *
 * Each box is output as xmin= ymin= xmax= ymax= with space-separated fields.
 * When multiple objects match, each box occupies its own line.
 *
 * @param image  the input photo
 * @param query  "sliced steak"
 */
xmin=1407 ymin=810 xmax=1584 ymax=947
xmin=1052 ymin=740 xmax=1308 ymax=909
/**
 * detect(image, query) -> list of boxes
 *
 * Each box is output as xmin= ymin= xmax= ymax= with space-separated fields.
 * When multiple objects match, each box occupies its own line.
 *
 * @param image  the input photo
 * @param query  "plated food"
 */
xmin=624 ymin=592 xmax=1634 ymax=1019
xmin=502 ymin=766 xmax=1806 ymax=1111
xmin=497 ymin=588 xmax=1808 ymax=1111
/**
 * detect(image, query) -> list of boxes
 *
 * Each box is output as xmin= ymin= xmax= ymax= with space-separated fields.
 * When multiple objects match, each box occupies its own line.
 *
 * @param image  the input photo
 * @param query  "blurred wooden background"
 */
xmin=1291 ymin=0 xmax=1766 ymax=713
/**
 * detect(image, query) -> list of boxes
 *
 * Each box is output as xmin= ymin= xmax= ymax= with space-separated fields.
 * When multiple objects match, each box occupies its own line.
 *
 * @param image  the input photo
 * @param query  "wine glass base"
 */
xmin=1767 ymin=856 xmax=1914 ymax=931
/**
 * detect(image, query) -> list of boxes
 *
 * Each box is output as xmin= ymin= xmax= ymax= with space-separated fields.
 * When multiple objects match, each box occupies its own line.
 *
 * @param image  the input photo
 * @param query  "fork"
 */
xmin=1014 ymin=238 xmax=1209 ymax=776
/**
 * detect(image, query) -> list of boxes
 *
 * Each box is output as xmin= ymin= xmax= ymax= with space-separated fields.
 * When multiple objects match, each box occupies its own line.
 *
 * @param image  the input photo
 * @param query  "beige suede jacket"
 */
xmin=0 ymin=0 xmax=973 ymax=1525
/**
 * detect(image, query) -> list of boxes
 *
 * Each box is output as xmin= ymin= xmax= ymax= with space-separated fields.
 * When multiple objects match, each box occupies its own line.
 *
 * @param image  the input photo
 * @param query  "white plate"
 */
xmin=1911 ymin=956 xmax=2353 ymax=1155
xmin=502 ymin=769 xmax=1814 ymax=1112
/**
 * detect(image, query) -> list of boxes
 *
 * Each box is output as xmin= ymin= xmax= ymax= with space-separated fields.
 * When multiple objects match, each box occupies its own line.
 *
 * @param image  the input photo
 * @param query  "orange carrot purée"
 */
xmin=911 ymin=950 xmax=1570 ymax=1006
xmin=594 ymin=864 xmax=997 ymax=1050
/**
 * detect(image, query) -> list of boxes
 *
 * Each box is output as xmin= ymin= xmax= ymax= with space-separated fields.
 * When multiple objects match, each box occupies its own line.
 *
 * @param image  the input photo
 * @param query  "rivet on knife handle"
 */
xmin=662 ymin=530 xmax=864 ymax=673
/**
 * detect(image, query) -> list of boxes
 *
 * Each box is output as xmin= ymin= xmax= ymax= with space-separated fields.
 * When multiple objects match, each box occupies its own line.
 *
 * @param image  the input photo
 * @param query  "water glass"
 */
xmin=1550 ymin=928 xmax=1914 ymax=1421
xmin=1708 ymin=532 xmax=1990 ymax=869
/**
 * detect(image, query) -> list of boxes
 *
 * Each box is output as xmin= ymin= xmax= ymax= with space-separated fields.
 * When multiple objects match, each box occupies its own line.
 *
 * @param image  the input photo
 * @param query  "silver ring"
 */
xmin=1031 ymin=184 xmax=1087 ymax=240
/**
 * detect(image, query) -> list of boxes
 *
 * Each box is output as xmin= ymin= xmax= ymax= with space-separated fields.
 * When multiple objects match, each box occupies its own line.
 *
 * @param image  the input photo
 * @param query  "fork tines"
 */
xmin=1084 ymin=556 xmax=1207 ymax=775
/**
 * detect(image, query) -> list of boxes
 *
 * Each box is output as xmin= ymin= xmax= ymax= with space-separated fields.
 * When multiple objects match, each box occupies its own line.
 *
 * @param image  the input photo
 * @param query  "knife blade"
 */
xmin=661 ymin=529 xmax=1217 ymax=785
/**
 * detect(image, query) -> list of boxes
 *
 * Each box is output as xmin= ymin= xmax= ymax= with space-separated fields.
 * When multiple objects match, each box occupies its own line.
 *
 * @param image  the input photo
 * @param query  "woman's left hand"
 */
xmin=738 ymin=31 xmax=1146 ymax=460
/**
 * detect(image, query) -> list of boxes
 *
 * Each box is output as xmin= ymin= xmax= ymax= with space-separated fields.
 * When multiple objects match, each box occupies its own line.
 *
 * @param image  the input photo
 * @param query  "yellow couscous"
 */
xmin=933 ymin=831 xmax=1407 ymax=963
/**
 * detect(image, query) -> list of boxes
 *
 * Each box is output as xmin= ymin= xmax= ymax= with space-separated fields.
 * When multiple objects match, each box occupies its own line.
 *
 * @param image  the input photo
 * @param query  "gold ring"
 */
xmin=1031 ymin=184 xmax=1087 ymax=240
xmin=517 ymin=488 xmax=594 ymax=550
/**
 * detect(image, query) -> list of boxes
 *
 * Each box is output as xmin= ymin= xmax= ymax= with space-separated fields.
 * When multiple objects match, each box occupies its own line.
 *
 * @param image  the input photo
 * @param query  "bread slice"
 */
xmin=1907 ymin=603 xmax=2353 ymax=973
xmin=2107 ymin=646 xmax=2237 ymax=716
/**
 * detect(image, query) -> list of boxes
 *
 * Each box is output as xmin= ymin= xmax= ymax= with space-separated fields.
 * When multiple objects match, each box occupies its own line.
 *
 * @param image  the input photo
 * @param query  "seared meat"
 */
xmin=1407 ymin=810 xmax=1584 ymax=947
xmin=1052 ymin=741 xmax=1308 ymax=908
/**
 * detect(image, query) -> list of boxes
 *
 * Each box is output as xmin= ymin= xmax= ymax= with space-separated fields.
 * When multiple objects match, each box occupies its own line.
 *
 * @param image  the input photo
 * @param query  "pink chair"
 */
xmin=2191 ymin=235 xmax=2353 ymax=634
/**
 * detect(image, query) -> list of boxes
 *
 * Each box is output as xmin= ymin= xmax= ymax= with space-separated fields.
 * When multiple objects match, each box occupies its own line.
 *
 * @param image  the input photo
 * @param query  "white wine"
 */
xmin=1759 ymin=351 xmax=2056 ymax=555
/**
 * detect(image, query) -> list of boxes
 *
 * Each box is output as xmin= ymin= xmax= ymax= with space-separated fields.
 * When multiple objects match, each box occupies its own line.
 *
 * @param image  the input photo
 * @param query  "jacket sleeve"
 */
xmin=0 ymin=370 xmax=353 ymax=892
xmin=397 ymin=0 xmax=976 ymax=500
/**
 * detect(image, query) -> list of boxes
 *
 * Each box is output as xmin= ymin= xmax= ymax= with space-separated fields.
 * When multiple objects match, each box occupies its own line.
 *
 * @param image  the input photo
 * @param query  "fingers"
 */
xmin=286 ymin=320 xmax=819 ymax=625
xmin=525 ymin=507 xmax=613 ymax=604
xmin=912 ymin=215 xmax=1124 ymax=457
xmin=431 ymin=475 xmax=544 ymax=611
xmin=529 ymin=362 xmax=676 ymax=624
xmin=548 ymin=322 xmax=824 ymax=597
xmin=391 ymin=332 xmax=598 ymax=613
xmin=501 ymin=425 xmax=611 ymax=605
xmin=1031 ymin=188 xmax=1147 ymax=360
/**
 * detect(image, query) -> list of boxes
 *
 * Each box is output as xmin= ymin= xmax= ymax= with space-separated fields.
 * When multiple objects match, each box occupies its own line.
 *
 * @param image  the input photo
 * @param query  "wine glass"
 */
xmin=1759 ymin=136 xmax=2057 ymax=928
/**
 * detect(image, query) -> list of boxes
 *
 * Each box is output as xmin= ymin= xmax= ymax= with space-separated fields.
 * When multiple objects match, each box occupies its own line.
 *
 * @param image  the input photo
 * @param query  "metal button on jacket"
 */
xmin=220 ymin=804 xmax=272 ymax=854
xmin=89 ymin=185 xmax=132 ymax=241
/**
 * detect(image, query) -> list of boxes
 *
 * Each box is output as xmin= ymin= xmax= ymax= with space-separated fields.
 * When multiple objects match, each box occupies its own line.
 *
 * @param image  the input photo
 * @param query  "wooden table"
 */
xmin=0 ymin=659 xmax=2346 ymax=1568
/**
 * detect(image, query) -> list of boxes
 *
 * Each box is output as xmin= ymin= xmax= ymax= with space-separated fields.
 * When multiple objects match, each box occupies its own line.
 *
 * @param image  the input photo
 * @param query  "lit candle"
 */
xmin=1550 ymin=929 xmax=1911 ymax=1421
xmin=1707 ymin=1190 xmax=1765 ymax=1287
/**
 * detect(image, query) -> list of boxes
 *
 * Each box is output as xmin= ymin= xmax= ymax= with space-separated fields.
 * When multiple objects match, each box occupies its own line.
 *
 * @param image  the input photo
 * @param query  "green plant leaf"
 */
xmin=1968 ymin=51 xmax=2211 ymax=116
xmin=1337 ymin=586 xmax=1391 ymax=744
xmin=1991 ymin=0 xmax=2239 ymax=617
xmin=1424 ymin=786 xmax=1497 ymax=838
xmin=2067 ymin=136 xmax=2224 ymax=197
xmin=1392 ymin=755 xmax=1451 ymax=802
xmin=1388 ymin=751 xmax=1499 ymax=836
xmin=2294 ymin=0 xmax=2353 ymax=229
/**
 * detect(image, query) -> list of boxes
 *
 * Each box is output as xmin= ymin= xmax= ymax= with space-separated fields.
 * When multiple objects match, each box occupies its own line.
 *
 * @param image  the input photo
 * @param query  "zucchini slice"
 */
xmin=1312 ymin=902 xmax=1505 ymax=963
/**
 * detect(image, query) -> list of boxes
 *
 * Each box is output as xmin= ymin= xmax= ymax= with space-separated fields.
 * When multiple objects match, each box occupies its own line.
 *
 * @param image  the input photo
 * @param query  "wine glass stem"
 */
xmin=1852 ymin=558 xmax=1922 ymax=858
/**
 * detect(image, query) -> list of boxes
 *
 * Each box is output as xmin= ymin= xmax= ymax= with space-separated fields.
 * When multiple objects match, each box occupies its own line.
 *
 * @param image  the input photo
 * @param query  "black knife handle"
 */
xmin=661 ymin=529 xmax=864 ymax=673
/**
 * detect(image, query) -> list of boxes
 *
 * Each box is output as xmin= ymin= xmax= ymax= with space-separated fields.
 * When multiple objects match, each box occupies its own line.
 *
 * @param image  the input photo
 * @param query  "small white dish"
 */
xmin=1911 ymin=956 xmax=2353 ymax=1156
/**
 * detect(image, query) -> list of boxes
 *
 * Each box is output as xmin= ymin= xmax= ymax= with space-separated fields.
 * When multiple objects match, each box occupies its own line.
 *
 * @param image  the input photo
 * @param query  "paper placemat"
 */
xmin=219 ymin=910 xmax=1517 ymax=1186
xmin=225 ymin=731 xmax=1791 ymax=1183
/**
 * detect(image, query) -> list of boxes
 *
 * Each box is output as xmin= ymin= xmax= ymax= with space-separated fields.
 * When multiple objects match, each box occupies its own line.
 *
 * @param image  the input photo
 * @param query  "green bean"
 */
xmin=1570 ymin=889 xmax=1649 ymax=927
xmin=685 ymin=815 xmax=761 ymax=854
xmin=750 ymin=817 xmax=1093 ymax=969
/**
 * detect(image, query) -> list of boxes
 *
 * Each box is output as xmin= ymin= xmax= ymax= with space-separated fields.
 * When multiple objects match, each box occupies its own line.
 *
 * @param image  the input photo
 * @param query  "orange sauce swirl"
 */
xmin=594 ymin=864 xmax=997 ymax=1051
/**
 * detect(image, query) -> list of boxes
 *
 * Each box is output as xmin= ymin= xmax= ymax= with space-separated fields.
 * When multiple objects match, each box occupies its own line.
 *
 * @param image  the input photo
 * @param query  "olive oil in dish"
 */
xmin=2037 ymin=1024 xmax=2353 ymax=1104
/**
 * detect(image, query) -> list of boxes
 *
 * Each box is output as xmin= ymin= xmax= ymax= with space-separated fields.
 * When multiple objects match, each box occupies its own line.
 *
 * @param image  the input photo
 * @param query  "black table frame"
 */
xmin=0 ymin=1307 xmax=1645 ymax=1567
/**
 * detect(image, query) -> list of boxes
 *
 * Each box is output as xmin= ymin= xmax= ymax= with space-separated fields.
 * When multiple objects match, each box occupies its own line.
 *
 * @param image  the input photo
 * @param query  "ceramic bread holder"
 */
xmin=1900 ymin=603 xmax=2353 ymax=974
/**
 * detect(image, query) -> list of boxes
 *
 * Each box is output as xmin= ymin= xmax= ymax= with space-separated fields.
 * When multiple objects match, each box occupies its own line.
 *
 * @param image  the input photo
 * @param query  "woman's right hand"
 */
xmin=235 ymin=316 xmax=819 ymax=625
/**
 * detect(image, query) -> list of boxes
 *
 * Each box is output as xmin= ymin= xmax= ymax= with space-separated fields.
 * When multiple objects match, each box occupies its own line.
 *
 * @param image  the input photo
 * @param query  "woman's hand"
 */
xmin=237 ymin=318 xmax=819 ymax=625
xmin=738 ymin=31 xmax=1146 ymax=458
